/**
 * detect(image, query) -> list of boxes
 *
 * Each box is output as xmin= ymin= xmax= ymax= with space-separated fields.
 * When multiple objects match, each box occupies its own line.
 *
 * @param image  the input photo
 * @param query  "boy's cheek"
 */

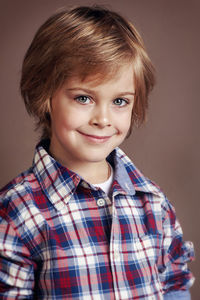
xmin=119 ymin=117 xmax=132 ymax=133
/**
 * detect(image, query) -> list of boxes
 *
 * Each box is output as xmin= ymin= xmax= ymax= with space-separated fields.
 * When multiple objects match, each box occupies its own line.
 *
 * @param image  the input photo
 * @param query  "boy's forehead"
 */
xmin=65 ymin=63 xmax=135 ymax=88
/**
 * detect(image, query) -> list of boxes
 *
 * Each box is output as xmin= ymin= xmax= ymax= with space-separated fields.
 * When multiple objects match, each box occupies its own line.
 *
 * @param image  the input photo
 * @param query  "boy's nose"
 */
xmin=90 ymin=106 xmax=111 ymax=128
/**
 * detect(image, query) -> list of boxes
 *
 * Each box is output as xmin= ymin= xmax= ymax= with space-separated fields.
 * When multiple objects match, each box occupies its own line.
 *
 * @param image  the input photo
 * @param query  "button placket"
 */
xmin=113 ymin=243 xmax=120 ymax=261
xmin=114 ymin=250 xmax=120 ymax=261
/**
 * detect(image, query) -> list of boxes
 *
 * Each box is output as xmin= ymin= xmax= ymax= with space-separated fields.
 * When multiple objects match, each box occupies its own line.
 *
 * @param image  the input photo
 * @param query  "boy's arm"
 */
xmin=0 ymin=216 xmax=35 ymax=298
xmin=158 ymin=196 xmax=195 ymax=296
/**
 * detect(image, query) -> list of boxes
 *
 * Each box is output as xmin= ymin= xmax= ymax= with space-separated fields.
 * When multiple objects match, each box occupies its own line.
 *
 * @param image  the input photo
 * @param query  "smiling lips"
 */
xmin=78 ymin=131 xmax=114 ymax=143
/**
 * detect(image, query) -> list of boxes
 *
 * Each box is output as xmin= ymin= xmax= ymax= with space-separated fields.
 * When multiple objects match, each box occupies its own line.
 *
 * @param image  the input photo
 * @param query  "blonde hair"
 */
xmin=20 ymin=5 xmax=155 ymax=139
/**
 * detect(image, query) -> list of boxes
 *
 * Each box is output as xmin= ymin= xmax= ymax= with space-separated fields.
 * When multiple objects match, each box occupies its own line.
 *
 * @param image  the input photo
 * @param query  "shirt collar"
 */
xmin=32 ymin=141 xmax=160 ymax=209
xmin=32 ymin=140 xmax=81 ymax=210
xmin=107 ymin=150 xmax=135 ymax=195
xmin=112 ymin=147 xmax=161 ymax=196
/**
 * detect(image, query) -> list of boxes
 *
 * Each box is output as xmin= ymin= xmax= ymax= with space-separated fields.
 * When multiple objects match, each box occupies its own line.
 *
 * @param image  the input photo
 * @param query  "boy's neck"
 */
xmin=76 ymin=161 xmax=111 ymax=184
xmin=49 ymin=150 xmax=110 ymax=184
xmin=67 ymin=160 xmax=111 ymax=184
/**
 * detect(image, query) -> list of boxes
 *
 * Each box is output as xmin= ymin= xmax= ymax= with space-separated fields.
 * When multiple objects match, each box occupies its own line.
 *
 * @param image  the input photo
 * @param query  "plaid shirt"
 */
xmin=0 ymin=140 xmax=194 ymax=299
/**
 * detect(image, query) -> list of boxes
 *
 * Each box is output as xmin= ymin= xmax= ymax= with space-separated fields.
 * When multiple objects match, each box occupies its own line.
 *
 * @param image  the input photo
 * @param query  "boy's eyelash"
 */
xmin=74 ymin=95 xmax=91 ymax=103
xmin=113 ymin=98 xmax=129 ymax=106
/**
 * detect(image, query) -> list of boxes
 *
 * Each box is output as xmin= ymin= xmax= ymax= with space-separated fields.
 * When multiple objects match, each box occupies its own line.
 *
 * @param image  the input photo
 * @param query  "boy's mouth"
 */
xmin=77 ymin=131 xmax=113 ymax=143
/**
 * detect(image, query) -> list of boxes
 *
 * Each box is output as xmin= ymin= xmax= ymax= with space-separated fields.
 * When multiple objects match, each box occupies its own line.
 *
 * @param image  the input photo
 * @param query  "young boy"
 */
xmin=0 ymin=5 xmax=194 ymax=299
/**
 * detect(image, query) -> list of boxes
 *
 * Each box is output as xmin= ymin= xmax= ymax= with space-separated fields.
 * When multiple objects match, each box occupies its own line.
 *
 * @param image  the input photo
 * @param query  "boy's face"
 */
xmin=49 ymin=64 xmax=135 ymax=171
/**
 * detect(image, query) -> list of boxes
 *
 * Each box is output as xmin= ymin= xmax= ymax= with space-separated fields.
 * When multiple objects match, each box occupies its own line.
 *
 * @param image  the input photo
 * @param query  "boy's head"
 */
xmin=20 ymin=5 xmax=155 ymax=139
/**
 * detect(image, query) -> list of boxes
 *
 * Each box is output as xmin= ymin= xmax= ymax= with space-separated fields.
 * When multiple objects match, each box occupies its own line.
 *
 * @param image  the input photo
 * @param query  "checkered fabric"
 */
xmin=0 ymin=140 xmax=194 ymax=299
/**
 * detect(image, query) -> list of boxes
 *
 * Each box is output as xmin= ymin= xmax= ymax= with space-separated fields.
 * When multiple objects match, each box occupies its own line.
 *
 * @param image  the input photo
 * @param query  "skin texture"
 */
xmin=49 ymin=64 xmax=135 ymax=184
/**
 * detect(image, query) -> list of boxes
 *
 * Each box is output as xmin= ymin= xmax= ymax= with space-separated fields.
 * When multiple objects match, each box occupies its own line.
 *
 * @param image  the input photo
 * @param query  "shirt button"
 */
xmin=81 ymin=182 xmax=89 ymax=189
xmin=97 ymin=198 xmax=105 ymax=207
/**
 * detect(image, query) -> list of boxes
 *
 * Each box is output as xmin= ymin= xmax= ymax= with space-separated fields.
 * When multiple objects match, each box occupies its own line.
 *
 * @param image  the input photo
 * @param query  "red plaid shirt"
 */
xmin=0 ymin=140 xmax=194 ymax=299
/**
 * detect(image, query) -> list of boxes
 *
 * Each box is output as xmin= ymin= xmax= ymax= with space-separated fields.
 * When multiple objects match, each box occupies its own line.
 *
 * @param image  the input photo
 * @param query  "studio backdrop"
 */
xmin=0 ymin=0 xmax=199 ymax=298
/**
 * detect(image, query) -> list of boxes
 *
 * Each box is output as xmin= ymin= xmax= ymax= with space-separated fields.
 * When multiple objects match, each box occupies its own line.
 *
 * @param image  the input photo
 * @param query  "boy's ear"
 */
xmin=46 ymin=98 xmax=52 ymax=115
xmin=44 ymin=98 xmax=52 ymax=122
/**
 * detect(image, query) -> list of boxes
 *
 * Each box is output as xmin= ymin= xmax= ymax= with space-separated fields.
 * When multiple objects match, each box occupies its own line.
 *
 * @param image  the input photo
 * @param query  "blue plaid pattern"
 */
xmin=0 ymin=140 xmax=194 ymax=299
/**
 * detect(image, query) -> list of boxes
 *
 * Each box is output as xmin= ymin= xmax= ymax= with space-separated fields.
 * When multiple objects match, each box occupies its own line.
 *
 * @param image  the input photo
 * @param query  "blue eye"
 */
xmin=113 ymin=98 xmax=128 ymax=106
xmin=75 ymin=95 xmax=91 ymax=104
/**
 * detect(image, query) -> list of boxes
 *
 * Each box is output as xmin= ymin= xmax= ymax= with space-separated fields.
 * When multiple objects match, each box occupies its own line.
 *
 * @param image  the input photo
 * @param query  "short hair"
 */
xmin=20 ymin=5 xmax=155 ymax=139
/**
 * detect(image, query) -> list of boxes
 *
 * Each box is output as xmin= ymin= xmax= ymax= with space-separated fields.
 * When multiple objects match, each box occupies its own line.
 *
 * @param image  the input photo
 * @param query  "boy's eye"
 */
xmin=113 ymin=98 xmax=128 ymax=106
xmin=75 ymin=95 xmax=91 ymax=104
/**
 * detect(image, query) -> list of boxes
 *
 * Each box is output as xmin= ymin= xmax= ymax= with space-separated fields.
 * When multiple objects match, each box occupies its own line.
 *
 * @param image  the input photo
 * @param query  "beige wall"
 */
xmin=0 ymin=0 xmax=199 ymax=298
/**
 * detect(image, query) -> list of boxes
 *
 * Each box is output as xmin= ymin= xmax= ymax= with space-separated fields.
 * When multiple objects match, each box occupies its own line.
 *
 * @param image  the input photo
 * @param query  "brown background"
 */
xmin=0 ymin=0 xmax=199 ymax=298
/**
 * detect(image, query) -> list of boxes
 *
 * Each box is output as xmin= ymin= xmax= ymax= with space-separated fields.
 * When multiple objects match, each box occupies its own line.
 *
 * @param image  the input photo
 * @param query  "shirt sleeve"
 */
xmin=164 ymin=289 xmax=191 ymax=300
xmin=157 ymin=196 xmax=195 ymax=294
xmin=0 ymin=215 xmax=35 ymax=299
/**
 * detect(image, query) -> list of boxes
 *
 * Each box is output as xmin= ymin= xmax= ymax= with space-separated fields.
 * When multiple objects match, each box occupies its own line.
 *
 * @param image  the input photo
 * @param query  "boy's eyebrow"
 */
xmin=66 ymin=87 xmax=135 ymax=96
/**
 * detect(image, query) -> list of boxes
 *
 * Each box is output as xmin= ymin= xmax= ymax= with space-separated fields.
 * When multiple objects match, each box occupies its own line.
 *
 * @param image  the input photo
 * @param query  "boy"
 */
xmin=0 ymin=5 xmax=194 ymax=299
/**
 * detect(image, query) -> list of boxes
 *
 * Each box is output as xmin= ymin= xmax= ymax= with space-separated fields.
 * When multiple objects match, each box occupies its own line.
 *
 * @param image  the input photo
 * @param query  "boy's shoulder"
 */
xmin=115 ymin=147 xmax=173 ymax=215
xmin=0 ymin=167 xmax=39 ymax=213
xmin=0 ymin=140 xmax=48 ymax=206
